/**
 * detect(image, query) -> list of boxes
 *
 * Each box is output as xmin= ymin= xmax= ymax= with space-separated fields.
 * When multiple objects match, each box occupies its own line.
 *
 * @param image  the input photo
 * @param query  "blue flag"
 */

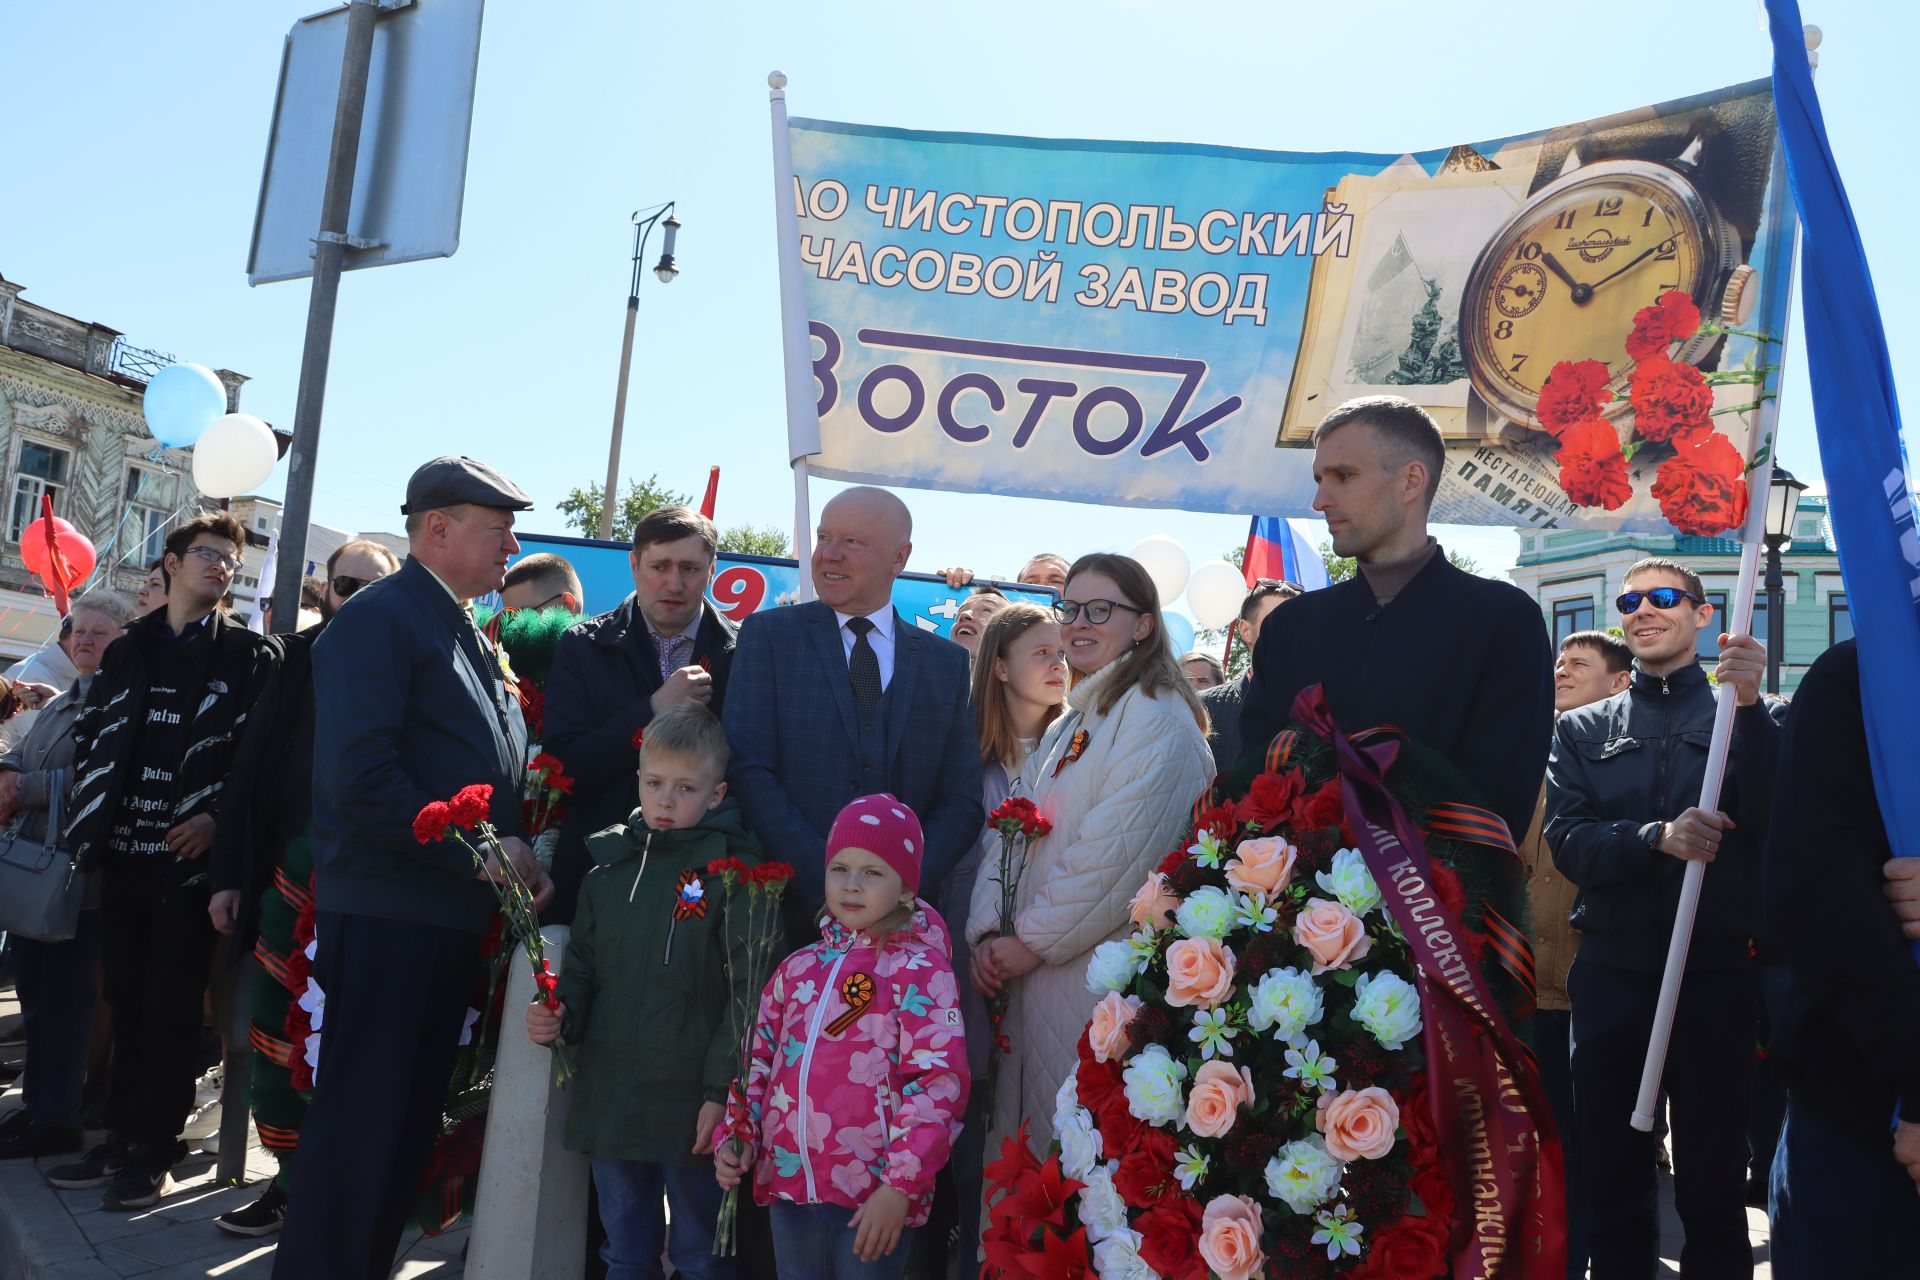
xmin=1767 ymin=1 xmax=1920 ymax=879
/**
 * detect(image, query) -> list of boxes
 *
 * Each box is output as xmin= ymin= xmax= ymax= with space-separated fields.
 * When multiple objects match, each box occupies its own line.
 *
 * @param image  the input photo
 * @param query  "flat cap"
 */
xmin=400 ymin=456 xmax=534 ymax=516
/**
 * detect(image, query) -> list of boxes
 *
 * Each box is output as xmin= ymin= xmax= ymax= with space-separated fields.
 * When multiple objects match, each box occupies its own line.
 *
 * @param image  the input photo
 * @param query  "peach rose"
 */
xmin=1128 ymin=871 xmax=1180 ymax=928
xmin=1225 ymin=835 xmax=1296 ymax=897
xmin=1087 ymin=991 xmax=1143 ymax=1063
xmin=1163 ymin=937 xmax=1236 ymax=1009
xmin=1197 ymin=1194 xmax=1266 ymax=1280
xmin=1316 ymin=1086 xmax=1402 ymax=1161
xmin=1183 ymin=1060 xmax=1256 ymax=1138
xmin=1293 ymin=897 xmax=1372 ymax=974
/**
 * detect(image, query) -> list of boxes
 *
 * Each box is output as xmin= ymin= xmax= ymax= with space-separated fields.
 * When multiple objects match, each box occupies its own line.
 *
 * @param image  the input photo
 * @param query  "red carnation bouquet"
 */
xmin=415 ymin=784 xmax=574 ymax=1085
xmin=522 ymin=752 xmax=575 ymax=872
xmin=1534 ymin=289 xmax=1776 ymax=535
xmin=982 ymin=795 xmax=1053 ymax=1122
xmin=705 ymin=857 xmax=797 ymax=1256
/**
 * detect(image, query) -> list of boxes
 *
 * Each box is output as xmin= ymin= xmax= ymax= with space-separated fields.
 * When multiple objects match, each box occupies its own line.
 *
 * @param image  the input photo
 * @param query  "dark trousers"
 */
xmin=1569 ymin=959 xmax=1756 ymax=1280
xmin=100 ymin=860 xmax=218 ymax=1149
xmin=15 ymin=908 xmax=101 ymax=1131
xmin=272 ymin=911 xmax=479 ymax=1280
xmin=1531 ymin=1009 xmax=1588 ymax=1280
xmin=1769 ymin=1094 xmax=1920 ymax=1276
xmin=769 ymin=1201 xmax=916 ymax=1280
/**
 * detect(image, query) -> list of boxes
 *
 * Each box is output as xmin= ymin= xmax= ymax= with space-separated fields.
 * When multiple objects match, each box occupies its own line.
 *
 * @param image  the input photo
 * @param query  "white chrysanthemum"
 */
xmin=1314 ymin=848 xmax=1383 ymax=915
xmin=1079 ymin=1162 xmax=1128 ymax=1243
xmin=1054 ymin=1074 xmax=1103 ymax=1179
xmin=1126 ymin=926 xmax=1161 ymax=966
xmin=1351 ymin=970 xmax=1423 ymax=1050
xmin=1245 ymin=966 xmax=1325 ymax=1043
xmin=1264 ymin=1136 xmax=1342 ymax=1214
xmin=1174 ymin=886 xmax=1236 ymax=940
xmin=1092 ymin=1227 xmax=1154 ymax=1279
xmin=1085 ymin=939 xmax=1140 ymax=994
xmin=1121 ymin=1044 xmax=1188 ymax=1127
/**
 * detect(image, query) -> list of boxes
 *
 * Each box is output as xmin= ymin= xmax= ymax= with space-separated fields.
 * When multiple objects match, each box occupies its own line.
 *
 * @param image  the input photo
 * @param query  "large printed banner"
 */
xmin=507 ymin=532 xmax=1056 ymax=638
xmin=785 ymin=81 xmax=1795 ymax=534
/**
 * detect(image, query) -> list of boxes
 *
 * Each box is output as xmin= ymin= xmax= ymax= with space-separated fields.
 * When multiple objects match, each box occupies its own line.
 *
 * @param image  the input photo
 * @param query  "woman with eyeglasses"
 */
xmin=963 ymin=553 xmax=1213 ymax=1191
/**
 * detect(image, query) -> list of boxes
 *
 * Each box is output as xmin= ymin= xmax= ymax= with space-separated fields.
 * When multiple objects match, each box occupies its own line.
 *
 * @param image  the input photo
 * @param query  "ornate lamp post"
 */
xmin=598 ymin=203 xmax=681 ymax=540
xmin=1763 ymin=465 xmax=1808 ymax=694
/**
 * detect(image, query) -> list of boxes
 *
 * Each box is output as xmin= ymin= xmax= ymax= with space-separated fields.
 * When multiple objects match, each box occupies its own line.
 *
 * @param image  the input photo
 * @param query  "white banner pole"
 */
xmin=1628 ymin=20 xmax=1816 ymax=1131
xmin=768 ymin=70 xmax=818 ymax=602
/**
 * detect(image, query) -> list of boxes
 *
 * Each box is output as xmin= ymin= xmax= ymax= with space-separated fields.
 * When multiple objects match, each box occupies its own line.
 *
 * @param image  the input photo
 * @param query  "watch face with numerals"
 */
xmin=1461 ymin=159 xmax=1735 ymax=426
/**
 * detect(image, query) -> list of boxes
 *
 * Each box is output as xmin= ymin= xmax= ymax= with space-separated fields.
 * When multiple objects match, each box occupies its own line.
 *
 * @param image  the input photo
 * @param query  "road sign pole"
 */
xmin=269 ymin=0 xmax=379 ymax=631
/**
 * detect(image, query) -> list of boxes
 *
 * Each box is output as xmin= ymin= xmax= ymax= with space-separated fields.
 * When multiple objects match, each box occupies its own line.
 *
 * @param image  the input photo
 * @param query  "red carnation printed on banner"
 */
xmin=413 ymin=801 xmax=453 ymax=845
xmin=1628 ymin=355 xmax=1715 ymax=444
xmin=449 ymin=784 xmax=493 ymax=829
xmin=1555 ymin=418 xmax=1633 ymax=512
xmin=1625 ymin=289 xmax=1704 ymax=362
xmin=1653 ymin=430 xmax=1751 ymax=536
xmin=1535 ymin=358 xmax=1612 ymax=434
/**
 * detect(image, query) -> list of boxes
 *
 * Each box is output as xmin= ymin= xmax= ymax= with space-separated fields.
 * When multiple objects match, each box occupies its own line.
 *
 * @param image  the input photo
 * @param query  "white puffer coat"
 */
xmin=965 ymin=662 xmax=1213 ymax=1159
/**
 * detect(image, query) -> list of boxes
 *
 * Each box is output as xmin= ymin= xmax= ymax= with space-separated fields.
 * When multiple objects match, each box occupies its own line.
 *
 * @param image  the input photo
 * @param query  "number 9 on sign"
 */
xmin=710 ymin=566 xmax=766 ymax=621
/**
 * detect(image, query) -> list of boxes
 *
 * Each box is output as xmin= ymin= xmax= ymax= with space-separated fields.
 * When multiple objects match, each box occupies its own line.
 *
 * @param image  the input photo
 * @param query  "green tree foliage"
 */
xmin=557 ymin=475 xmax=791 ymax=556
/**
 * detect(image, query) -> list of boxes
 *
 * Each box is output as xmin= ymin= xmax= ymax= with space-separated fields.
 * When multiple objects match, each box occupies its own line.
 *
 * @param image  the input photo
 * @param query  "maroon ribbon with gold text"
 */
xmin=1292 ymin=685 xmax=1565 ymax=1280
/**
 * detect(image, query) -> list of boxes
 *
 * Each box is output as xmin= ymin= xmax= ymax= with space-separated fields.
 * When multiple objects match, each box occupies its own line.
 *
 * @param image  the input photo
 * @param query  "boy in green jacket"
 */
xmin=526 ymin=701 xmax=759 ymax=1279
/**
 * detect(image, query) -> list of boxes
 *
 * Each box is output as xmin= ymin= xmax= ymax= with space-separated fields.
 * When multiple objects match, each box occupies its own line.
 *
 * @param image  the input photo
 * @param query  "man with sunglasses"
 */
xmin=500 ymin=550 xmax=585 ymax=615
xmin=50 ymin=512 xmax=282 ymax=1211
xmin=1545 ymin=556 xmax=1782 ymax=1279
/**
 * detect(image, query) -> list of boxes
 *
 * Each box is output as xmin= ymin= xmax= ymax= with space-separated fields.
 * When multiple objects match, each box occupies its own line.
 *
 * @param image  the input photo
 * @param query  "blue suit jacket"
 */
xmin=723 ymin=599 xmax=984 ymax=905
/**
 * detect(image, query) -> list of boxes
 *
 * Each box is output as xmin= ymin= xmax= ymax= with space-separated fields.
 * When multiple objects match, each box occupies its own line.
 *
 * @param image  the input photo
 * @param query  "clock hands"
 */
xmin=1540 ymin=251 xmax=1593 ymax=304
xmin=1586 ymin=239 xmax=1670 ymax=292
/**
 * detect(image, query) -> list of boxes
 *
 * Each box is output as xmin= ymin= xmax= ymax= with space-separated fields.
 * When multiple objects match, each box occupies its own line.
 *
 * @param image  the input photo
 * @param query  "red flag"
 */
xmin=699 ymin=466 xmax=720 ymax=520
xmin=40 ymin=495 xmax=70 ymax=616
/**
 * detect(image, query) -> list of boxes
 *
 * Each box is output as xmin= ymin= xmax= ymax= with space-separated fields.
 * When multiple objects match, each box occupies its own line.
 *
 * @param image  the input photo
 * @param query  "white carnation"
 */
xmin=1121 ymin=1044 xmax=1187 ymax=1127
xmin=1054 ymin=1074 xmax=1103 ymax=1179
xmin=1314 ymin=848 xmax=1383 ymax=916
xmin=1245 ymin=966 xmax=1325 ymax=1043
xmin=1350 ymin=970 xmax=1423 ymax=1050
xmin=1078 ymin=1162 xmax=1128 ymax=1243
xmin=1264 ymin=1136 xmax=1343 ymax=1214
xmin=1174 ymin=886 xmax=1236 ymax=940
xmin=1085 ymin=940 xmax=1140 ymax=995
xmin=1092 ymin=1227 xmax=1153 ymax=1279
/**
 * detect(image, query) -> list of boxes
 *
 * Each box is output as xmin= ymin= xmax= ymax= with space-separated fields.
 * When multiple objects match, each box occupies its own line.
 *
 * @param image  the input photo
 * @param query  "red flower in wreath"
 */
xmin=1625 ymin=289 xmax=1703 ymax=362
xmin=1294 ymin=778 xmax=1347 ymax=834
xmin=413 ymin=801 xmax=453 ymax=845
xmin=1653 ymin=430 xmax=1750 ymax=536
xmin=1628 ymin=355 xmax=1714 ymax=445
xmin=1136 ymin=1194 xmax=1208 ymax=1280
xmin=1535 ymin=358 xmax=1612 ymax=434
xmin=1235 ymin=768 xmax=1304 ymax=830
xmin=1555 ymin=418 xmax=1633 ymax=512
xmin=449 ymin=784 xmax=493 ymax=829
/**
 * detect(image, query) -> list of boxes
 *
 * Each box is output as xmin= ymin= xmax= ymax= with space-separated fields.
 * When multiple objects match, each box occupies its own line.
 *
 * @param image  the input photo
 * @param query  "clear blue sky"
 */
xmin=5 ymin=0 xmax=1914 ymax=585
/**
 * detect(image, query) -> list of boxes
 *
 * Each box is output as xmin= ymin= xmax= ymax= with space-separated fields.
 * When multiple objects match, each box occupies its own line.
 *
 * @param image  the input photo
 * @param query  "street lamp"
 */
xmin=1762 ymin=465 xmax=1808 ymax=694
xmin=599 ymin=202 xmax=681 ymax=540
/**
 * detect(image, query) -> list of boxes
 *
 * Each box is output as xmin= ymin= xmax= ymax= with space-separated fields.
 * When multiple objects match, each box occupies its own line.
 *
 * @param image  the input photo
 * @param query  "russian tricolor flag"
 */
xmin=1243 ymin=516 xmax=1331 ymax=592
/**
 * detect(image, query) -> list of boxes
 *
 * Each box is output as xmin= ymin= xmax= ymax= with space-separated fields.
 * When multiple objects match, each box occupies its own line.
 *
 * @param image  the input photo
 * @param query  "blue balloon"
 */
xmin=1162 ymin=611 xmax=1196 ymax=655
xmin=142 ymin=363 xmax=226 ymax=449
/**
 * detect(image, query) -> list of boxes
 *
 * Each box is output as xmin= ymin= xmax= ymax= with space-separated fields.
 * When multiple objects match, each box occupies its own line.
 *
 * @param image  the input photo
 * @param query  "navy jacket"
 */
xmin=1239 ymin=551 xmax=1553 ymax=846
xmin=542 ymin=594 xmax=736 ymax=923
xmin=312 ymin=558 xmax=529 ymax=933
xmin=723 ymin=599 xmax=983 ymax=907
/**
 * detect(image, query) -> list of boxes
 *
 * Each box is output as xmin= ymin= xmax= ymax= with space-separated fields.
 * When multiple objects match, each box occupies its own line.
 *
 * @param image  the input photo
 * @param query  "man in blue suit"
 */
xmin=273 ymin=457 xmax=550 ymax=1279
xmin=725 ymin=487 xmax=983 ymax=944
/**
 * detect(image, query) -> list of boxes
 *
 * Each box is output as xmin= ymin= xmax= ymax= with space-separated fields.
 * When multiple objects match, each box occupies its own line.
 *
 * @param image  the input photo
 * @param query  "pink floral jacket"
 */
xmin=721 ymin=902 xmax=970 ymax=1225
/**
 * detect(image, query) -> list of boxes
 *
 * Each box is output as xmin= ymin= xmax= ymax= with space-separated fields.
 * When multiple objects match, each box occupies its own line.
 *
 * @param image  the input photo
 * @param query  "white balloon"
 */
xmin=1130 ymin=535 xmax=1190 ymax=603
xmin=1186 ymin=560 xmax=1247 ymax=630
xmin=191 ymin=413 xmax=280 ymax=499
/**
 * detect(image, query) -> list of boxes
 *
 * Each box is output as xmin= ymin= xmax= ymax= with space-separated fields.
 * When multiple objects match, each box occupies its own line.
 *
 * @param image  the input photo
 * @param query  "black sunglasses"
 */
xmin=1616 ymin=587 xmax=1700 ymax=615
xmin=1052 ymin=598 xmax=1146 ymax=626
xmin=330 ymin=575 xmax=370 ymax=599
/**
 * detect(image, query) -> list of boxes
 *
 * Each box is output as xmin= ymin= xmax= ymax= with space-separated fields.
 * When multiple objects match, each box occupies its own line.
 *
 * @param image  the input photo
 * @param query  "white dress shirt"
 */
xmin=833 ymin=606 xmax=896 ymax=692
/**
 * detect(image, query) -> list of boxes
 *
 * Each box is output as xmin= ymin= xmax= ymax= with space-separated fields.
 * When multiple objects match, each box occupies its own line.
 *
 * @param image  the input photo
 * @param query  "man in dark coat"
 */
xmin=1238 ymin=395 xmax=1553 ymax=845
xmin=1200 ymin=578 xmax=1299 ymax=773
xmin=271 ymin=458 xmax=551 ymax=1279
xmin=543 ymin=505 xmax=735 ymax=924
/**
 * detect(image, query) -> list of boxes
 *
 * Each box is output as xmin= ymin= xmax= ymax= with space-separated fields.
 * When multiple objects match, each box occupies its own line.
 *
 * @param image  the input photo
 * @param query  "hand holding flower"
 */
xmin=524 ymin=997 xmax=565 ymax=1045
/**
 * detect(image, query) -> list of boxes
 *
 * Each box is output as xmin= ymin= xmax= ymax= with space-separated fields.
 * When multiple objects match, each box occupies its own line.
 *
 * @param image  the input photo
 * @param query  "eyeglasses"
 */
xmin=330 ymin=574 xmax=370 ymax=599
xmin=1616 ymin=587 xmax=1700 ymax=615
xmin=1052 ymin=598 xmax=1146 ymax=626
xmin=184 ymin=545 xmax=242 ymax=573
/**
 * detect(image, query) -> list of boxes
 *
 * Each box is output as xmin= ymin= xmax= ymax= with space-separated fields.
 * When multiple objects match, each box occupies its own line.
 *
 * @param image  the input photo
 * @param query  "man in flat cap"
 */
xmin=274 ymin=458 xmax=553 ymax=1278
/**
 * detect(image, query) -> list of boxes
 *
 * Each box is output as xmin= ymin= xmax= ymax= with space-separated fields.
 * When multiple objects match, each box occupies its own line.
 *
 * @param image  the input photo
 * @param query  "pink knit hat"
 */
xmin=827 ymin=793 xmax=925 ymax=893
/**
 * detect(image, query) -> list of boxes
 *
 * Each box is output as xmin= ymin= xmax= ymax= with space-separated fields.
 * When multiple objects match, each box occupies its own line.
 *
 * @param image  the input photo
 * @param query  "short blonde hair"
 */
xmin=639 ymin=701 xmax=729 ymax=778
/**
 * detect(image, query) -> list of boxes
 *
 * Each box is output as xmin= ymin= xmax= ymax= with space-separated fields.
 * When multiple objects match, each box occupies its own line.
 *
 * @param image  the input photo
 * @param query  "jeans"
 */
xmin=1769 ymin=1095 xmax=1920 ymax=1277
xmin=1531 ymin=1009 xmax=1588 ymax=1280
xmin=769 ymin=1200 xmax=917 ymax=1280
xmin=590 ymin=1157 xmax=732 ymax=1280
xmin=14 ymin=909 xmax=101 ymax=1131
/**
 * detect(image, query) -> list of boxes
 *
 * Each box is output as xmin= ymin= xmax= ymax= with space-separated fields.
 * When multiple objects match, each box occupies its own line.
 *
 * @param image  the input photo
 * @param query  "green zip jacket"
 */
xmin=555 ymin=798 xmax=762 ymax=1163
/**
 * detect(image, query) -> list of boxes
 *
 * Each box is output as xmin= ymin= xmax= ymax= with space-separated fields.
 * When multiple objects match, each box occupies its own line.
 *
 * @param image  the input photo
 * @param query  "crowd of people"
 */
xmin=0 ymin=393 xmax=1915 ymax=1280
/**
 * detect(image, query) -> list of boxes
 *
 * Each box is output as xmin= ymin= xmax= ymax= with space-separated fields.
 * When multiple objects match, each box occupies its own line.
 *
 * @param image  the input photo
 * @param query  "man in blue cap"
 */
xmin=273 ymin=457 xmax=552 ymax=1279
